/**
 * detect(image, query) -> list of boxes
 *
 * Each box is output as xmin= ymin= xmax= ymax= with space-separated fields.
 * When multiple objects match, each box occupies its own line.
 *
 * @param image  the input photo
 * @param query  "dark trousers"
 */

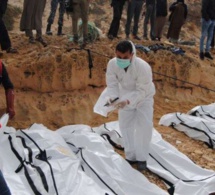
xmin=0 ymin=170 xmax=11 ymax=195
xmin=47 ymin=0 xmax=65 ymax=26
xmin=108 ymin=0 xmax=126 ymax=37
xmin=211 ymin=26 xmax=215 ymax=48
xmin=143 ymin=4 xmax=156 ymax=39
xmin=125 ymin=0 xmax=143 ymax=36
xmin=0 ymin=15 xmax=11 ymax=51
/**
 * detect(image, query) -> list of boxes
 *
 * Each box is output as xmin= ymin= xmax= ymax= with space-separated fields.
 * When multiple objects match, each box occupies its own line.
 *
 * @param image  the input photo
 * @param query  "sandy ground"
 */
xmin=1 ymin=0 xmax=215 ymax=192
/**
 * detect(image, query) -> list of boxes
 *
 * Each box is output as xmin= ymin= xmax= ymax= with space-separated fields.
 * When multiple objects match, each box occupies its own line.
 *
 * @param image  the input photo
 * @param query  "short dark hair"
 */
xmin=116 ymin=41 xmax=133 ymax=54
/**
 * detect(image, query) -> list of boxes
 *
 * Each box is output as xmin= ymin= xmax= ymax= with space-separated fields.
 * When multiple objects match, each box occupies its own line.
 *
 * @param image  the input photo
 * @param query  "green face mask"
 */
xmin=116 ymin=58 xmax=131 ymax=69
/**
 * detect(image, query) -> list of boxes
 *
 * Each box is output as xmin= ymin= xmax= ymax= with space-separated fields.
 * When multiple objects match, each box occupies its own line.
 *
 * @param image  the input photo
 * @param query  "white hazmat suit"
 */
xmin=105 ymin=44 xmax=155 ymax=162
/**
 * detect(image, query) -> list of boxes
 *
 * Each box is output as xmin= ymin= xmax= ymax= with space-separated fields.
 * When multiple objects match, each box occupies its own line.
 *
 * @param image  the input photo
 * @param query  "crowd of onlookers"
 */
xmin=0 ymin=0 xmax=215 ymax=57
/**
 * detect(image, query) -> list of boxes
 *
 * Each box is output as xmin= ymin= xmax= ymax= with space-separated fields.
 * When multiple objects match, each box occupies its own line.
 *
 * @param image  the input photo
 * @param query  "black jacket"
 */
xmin=201 ymin=0 xmax=215 ymax=20
xmin=0 ymin=63 xmax=14 ymax=90
xmin=0 ymin=0 xmax=8 ymax=18
xmin=156 ymin=0 xmax=167 ymax=17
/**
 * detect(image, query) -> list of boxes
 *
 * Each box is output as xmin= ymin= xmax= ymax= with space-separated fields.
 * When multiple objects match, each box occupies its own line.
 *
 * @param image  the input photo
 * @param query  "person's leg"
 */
xmin=132 ymin=1 xmax=143 ymax=37
xmin=206 ymin=20 xmax=215 ymax=52
xmin=143 ymin=4 xmax=153 ymax=38
xmin=125 ymin=0 xmax=134 ymax=37
xmin=150 ymin=4 xmax=156 ymax=40
xmin=47 ymin=0 xmax=58 ymax=34
xmin=108 ymin=0 xmax=125 ymax=38
xmin=211 ymin=26 xmax=215 ymax=48
xmin=200 ymin=18 xmax=211 ymax=59
xmin=80 ymin=0 xmax=89 ymax=40
xmin=0 ymin=170 xmax=11 ymax=195
xmin=72 ymin=3 xmax=79 ymax=42
xmin=0 ymin=17 xmax=11 ymax=51
xmin=57 ymin=0 xmax=65 ymax=35
xmin=155 ymin=16 xmax=166 ymax=40
xmin=119 ymin=109 xmax=136 ymax=161
xmin=36 ymin=29 xmax=47 ymax=47
xmin=135 ymin=100 xmax=153 ymax=162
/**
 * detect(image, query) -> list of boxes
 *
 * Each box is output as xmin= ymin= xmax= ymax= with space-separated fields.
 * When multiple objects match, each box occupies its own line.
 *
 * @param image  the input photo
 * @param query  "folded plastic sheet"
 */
xmin=159 ymin=112 xmax=215 ymax=148
xmin=0 ymin=124 xmax=109 ymax=195
xmin=57 ymin=125 xmax=167 ymax=195
xmin=187 ymin=103 xmax=215 ymax=122
xmin=95 ymin=121 xmax=215 ymax=195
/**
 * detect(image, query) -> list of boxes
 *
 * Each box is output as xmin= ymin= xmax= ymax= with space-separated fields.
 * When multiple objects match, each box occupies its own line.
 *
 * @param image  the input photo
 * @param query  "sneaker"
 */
xmin=137 ymin=161 xmax=147 ymax=171
xmin=126 ymin=159 xmax=137 ymax=165
xmin=46 ymin=31 xmax=53 ymax=36
xmin=73 ymin=35 xmax=79 ymax=44
xmin=204 ymin=52 xmax=213 ymax=60
xmin=132 ymin=35 xmax=141 ymax=40
xmin=199 ymin=52 xmax=204 ymax=60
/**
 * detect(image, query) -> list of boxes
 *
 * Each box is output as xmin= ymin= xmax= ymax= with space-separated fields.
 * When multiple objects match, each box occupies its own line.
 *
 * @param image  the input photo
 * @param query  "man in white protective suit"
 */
xmin=105 ymin=40 xmax=155 ymax=171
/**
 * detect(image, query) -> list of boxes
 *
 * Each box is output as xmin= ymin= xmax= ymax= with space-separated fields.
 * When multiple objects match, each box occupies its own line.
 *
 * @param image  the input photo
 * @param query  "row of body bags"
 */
xmin=0 ymin=114 xmax=165 ymax=195
xmin=1 ymin=113 xmax=215 ymax=195
xmin=159 ymin=102 xmax=215 ymax=149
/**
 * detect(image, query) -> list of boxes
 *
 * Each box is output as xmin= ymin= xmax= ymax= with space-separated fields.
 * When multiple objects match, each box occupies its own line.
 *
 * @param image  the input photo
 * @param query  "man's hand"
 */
xmin=115 ymin=100 xmax=130 ymax=109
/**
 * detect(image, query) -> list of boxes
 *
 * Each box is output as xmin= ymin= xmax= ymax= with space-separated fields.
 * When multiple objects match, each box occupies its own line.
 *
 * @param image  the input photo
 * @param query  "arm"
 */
xmin=106 ymin=60 xmax=119 ymax=99
xmin=169 ymin=2 xmax=177 ymax=12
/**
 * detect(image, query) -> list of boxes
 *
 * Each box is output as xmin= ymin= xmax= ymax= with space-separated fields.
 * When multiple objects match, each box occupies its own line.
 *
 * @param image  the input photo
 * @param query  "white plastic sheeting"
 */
xmin=159 ymin=112 xmax=215 ymax=148
xmin=95 ymin=121 xmax=215 ymax=195
xmin=187 ymin=103 xmax=215 ymax=122
xmin=0 ymin=117 xmax=167 ymax=195
xmin=57 ymin=125 xmax=166 ymax=195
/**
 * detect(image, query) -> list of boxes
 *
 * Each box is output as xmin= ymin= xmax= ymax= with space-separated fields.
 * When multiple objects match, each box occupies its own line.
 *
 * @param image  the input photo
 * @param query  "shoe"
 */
xmin=35 ymin=37 xmax=47 ymax=47
xmin=204 ymin=52 xmax=213 ymax=60
xmin=6 ymin=47 xmax=18 ymax=53
xmin=132 ymin=35 xmax=141 ymax=40
xmin=73 ymin=34 xmax=78 ymax=44
xmin=29 ymin=37 xmax=36 ymax=44
xmin=107 ymin=34 xmax=114 ymax=40
xmin=199 ymin=52 xmax=204 ymax=60
xmin=137 ymin=161 xmax=147 ymax=171
xmin=57 ymin=25 xmax=65 ymax=36
xmin=126 ymin=159 xmax=137 ymax=165
xmin=46 ymin=31 xmax=53 ymax=36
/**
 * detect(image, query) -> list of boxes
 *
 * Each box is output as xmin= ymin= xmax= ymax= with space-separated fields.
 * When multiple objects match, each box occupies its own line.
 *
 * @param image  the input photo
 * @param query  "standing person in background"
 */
xmin=72 ymin=0 xmax=90 ymax=47
xmin=46 ymin=0 xmax=65 ymax=36
xmin=143 ymin=0 xmax=156 ymax=40
xmin=0 ymin=0 xmax=17 ymax=53
xmin=167 ymin=0 xmax=187 ymax=43
xmin=107 ymin=0 xmax=126 ymax=40
xmin=20 ymin=0 xmax=47 ymax=47
xmin=125 ymin=0 xmax=144 ymax=40
xmin=0 ymin=60 xmax=15 ymax=119
xmin=155 ymin=0 xmax=167 ymax=41
xmin=199 ymin=0 xmax=215 ymax=60
xmin=105 ymin=40 xmax=155 ymax=171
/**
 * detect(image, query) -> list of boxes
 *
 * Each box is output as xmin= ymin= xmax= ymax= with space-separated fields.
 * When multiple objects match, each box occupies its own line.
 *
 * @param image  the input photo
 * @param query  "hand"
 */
xmin=114 ymin=100 xmax=129 ymax=109
xmin=104 ymin=97 xmax=119 ymax=107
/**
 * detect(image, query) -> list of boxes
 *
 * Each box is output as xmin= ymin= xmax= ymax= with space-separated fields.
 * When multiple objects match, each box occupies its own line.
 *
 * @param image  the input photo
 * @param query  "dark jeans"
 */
xmin=0 ymin=15 xmax=11 ymax=51
xmin=0 ymin=171 xmax=11 ymax=195
xmin=47 ymin=0 xmax=65 ymax=26
xmin=125 ymin=0 xmax=143 ymax=36
xmin=108 ymin=0 xmax=126 ymax=37
xmin=143 ymin=4 xmax=156 ymax=39
xmin=211 ymin=26 xmax=215 ymax=48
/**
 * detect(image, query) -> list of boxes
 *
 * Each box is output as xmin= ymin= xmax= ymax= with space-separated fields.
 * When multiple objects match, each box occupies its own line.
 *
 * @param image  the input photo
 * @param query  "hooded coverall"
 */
xmin=106 ymin=46 xmax=155 ymax=162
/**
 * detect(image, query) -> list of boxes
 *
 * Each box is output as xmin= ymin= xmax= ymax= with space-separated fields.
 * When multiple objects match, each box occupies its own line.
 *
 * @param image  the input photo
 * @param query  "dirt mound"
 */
xmin=1 ymin=0 xmax=215 ymax=191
